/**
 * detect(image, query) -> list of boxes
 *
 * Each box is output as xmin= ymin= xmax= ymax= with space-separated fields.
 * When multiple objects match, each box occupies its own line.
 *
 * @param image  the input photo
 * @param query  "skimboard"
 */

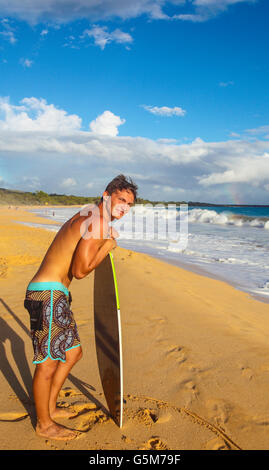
xmin=93 ymin=252 xmax=123 ymax=427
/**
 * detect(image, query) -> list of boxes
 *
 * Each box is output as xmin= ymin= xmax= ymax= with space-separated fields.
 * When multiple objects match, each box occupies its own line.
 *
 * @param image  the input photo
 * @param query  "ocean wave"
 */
xmin=187 ymin=208 xmax=269 ymax=229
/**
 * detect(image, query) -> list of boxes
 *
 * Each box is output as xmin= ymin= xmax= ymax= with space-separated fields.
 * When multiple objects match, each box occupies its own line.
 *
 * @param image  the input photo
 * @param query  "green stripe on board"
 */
xmin=109 ymin=252 xmax=120 ymax=310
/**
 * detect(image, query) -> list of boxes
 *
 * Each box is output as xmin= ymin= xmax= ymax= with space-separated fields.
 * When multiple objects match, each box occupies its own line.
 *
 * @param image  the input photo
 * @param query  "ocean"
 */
xmin=25 ymin=204 xmax=269 ymax=304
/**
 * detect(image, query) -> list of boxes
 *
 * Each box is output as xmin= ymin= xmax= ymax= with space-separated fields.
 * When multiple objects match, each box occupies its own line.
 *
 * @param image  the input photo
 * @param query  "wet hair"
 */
xmin=100 ymin=174 xmax=138 ymax=203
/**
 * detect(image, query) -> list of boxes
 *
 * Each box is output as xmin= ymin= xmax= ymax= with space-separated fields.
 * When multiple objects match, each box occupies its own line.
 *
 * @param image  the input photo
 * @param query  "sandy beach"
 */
xmin=0 ymin=205 xmax=269 ymax=451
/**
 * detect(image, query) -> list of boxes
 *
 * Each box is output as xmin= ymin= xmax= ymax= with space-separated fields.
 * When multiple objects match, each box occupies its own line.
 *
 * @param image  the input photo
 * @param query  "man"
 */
xmin=24 ymin=174 xmax=137 ymax=440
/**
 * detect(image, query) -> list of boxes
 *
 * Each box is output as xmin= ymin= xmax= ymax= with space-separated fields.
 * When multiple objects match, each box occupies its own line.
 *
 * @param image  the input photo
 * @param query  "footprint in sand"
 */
xmin=140 ymin=436 xmax=169 ymax=450
xmin=165 ymin=345 xmax=188 ymax=365
xmin=132 ymin=408 xmax=159 ymax=426
xmin=176 ymin=377 xmax=199 ymax=401
xmin=204 ymin=437 xmax=232 ymax=450
xmin=126 ymin=394 xmax=241 ymax=451
xmin=146 ymin=315 xmax=167 ymax=325
xmin=69 ymin=403 xmax=111 ymax=432
xmin=37 ymin=389 xmax=241 ymax=450
xmin=252 ymin=415 xmax=269 ymax=426
xmin=240 ymin=366 xmax=254 ymax=381
xmin=156 ymin=410 xmax=173 ymax=424
xmin=206 ymin=398 xmax=232 ymax=426
xmin=77 ymin=410 xmax=111 ymax=432
xmin=71 ymin=402 xmax=99 ymax=416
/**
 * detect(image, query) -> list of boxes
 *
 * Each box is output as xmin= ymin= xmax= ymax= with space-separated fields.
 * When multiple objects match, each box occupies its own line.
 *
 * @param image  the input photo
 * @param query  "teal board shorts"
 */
xmin=24 ymin=281 xmax=81 ymax=364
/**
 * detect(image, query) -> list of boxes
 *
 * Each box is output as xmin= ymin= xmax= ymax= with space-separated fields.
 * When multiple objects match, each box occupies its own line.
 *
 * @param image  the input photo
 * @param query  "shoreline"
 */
xmin=15 ymin=204 xmax=269 ymax=306
xmin=152 ymin=252 xmax=269 ymax=306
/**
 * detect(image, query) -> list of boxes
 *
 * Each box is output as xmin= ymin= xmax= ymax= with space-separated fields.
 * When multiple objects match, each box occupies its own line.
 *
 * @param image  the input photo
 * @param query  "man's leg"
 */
xmin=49 ymin=346 xmax=83 ymax=418
xmin=32 ymin=357 xmax=80 ymax=440
xmin=33 ymin=358 xmax=58 ymax=429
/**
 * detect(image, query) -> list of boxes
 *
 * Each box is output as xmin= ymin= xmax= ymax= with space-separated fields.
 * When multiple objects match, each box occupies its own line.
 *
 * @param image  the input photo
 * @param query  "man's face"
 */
xmin=103 ymin=189 xmax=135 ymax=220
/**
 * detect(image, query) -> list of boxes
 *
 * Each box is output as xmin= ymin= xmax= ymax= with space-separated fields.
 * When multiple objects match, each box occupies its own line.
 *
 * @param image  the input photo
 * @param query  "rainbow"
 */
xmin=225 ymin=183 xmax=244 ymax=205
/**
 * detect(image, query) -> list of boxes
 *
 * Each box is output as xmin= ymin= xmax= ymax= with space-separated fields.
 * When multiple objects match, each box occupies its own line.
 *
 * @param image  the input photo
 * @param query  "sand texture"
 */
xmin=0 ymin=206 xmax=269 ymax=451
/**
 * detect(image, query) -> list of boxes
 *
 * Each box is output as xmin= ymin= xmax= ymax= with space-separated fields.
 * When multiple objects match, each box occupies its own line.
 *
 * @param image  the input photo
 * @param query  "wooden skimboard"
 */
xmin=93 ymin=252 xmax=123 ymax=427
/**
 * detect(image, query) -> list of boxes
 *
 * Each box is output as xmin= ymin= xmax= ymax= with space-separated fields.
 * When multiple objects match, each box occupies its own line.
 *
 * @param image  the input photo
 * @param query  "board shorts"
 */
xmin=24 ymin=281 xmax=81 ymax=364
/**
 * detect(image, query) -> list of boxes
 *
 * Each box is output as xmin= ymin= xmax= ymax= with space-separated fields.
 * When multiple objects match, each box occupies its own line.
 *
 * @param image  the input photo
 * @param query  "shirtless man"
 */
xmin=24 ymin=175 xmax=137 ymax=441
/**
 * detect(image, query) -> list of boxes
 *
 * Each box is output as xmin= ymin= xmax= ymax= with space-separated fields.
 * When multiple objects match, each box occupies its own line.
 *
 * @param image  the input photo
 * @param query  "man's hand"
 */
xmin=110 ymin=226 xmax=119 ymax=239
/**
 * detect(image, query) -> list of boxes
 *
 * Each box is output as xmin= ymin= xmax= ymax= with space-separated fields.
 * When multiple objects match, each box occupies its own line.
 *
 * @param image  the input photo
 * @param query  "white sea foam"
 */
xmin=188 ymin=208 xmax=269 ymax=229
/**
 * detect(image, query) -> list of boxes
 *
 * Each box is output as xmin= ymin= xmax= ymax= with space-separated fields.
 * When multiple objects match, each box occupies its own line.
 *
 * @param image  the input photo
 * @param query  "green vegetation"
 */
xmin=0 ymin=188 xmax=98 ymax=206
xmin=1 ymin=187 xmax=266 ymax=207
xmin=0 ymin=187 xmax=197 ymax=206
xmin=0 ymin=187 xmax=190 ymax=206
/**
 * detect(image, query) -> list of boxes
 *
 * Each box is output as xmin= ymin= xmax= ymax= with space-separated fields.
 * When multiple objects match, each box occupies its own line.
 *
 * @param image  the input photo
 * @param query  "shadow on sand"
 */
xmin=0 ymin=298 xmax=35 ymax=427
xmin=0 ymin=298 xmax=107 ymax=427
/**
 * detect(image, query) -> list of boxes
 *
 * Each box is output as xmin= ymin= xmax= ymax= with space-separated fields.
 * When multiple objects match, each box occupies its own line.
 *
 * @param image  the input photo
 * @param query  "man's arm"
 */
xmin=72 ymin=237 xmax=116 ymax=279
xmin=71 ymin=216 xmax=117 ymax=279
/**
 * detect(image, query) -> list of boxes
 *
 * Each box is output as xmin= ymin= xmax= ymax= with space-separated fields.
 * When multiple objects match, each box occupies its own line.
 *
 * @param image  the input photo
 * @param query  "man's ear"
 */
xmin=102 ymin=191 xmax=109 ymax=200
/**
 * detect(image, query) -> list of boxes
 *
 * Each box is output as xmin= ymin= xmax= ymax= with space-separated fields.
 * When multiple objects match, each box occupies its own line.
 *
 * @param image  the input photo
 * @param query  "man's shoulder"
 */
xmin=71 ymin=207 xmax=109 ymax=240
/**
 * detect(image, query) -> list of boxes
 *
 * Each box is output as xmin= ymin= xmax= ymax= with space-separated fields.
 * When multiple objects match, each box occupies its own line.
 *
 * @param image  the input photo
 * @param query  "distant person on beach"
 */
xmin=24 ymin=174 xmax=137 ymax=441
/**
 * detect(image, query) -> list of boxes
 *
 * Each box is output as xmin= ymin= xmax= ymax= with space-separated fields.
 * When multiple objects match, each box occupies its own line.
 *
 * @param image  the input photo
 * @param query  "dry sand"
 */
xmin=0 ymin=205 xmax=269 ymax=451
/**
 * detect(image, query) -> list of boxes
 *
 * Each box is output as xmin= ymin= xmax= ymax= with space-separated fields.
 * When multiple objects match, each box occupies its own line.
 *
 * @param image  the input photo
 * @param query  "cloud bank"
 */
xmin=1 ymin=95 xmax=269 ymax=204
xmin=0 ymin=0 xmax=255 ymax=24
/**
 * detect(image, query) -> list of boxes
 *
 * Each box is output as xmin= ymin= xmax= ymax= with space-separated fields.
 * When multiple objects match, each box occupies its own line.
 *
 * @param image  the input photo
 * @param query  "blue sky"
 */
xmin=0 ymin=0 xmax=269 ymax=204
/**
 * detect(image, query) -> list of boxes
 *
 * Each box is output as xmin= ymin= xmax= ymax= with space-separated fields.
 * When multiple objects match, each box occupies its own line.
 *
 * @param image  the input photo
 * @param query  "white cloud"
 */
xmin=0 ymin=0 xmax=169 ymax=24
xmin=0 ymin=18 xmax=16 ymax=43
xmin=229 ymin=132 xmax=240 ymax=138
xmin=175 ymin=0 xmax=254 ymax=22
xmin=61 ymin=177 xmax=77 ymax=187
xmin=82 ymin=25 xmax=133 ymax=49
xmin=89 ymin=110 xmax=125 ymax=136
xmin=143 ymin=105 xmax=186 ymax=117
xmin=162 ymin=185 xmax=185 ymax=193
xmin=22 ymin=176 xmax=40 ymax=189
xmin=20 ymin=58 xmax=33 ymax=68
xmin=157 ymin=138 xmax=179 ymax=143
xmin=246 ymin=125 xmax=269 ymax=136
xmin=219 ymin=81 xmax=234 ymax=87
xmin=0 ymin=96 xmax=81 ymax=132
xmin=0 ymin=29 xmax=16 ymax=43
xmin=193 ymin=0 xmax=249 ymax=6
xmin=0 ymin=0 xmax=254 ymax=24
xmin=174 ymin=13 xmax=207 ymax=22
xmin=197 ymin=151 xmax=269 ymax=186
xmin=1 ymin=96 xmax=269 ymax=203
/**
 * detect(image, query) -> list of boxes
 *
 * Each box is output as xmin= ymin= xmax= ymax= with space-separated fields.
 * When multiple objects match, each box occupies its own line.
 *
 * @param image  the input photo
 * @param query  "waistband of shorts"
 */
xmin=27 ymin=281 xmax=69 ymax=296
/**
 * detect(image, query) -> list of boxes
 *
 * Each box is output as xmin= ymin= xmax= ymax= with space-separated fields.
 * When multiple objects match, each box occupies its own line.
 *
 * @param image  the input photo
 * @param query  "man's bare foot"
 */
xmin=36 ymin=422 xmax=80 ymax=441
xmin=50 ymin=406 xmax=78 ymax=420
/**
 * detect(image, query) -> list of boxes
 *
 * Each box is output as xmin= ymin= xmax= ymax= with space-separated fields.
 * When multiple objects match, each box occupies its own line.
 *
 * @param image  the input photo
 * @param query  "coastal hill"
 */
xmin=0 ymin=187 xmax=268 ymax=207
xmin=0 ymin=187 xmax=201 ymax=206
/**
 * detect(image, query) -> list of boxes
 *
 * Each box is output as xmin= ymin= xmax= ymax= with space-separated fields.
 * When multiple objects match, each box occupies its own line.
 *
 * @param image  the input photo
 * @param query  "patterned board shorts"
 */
xmin=24 ymin=281 xmax=81 ymax=364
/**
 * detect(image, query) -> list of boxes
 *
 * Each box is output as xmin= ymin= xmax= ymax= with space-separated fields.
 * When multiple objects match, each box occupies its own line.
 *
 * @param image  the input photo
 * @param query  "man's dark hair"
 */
xmin=100 ymin=174 xmax=138 ymax=203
